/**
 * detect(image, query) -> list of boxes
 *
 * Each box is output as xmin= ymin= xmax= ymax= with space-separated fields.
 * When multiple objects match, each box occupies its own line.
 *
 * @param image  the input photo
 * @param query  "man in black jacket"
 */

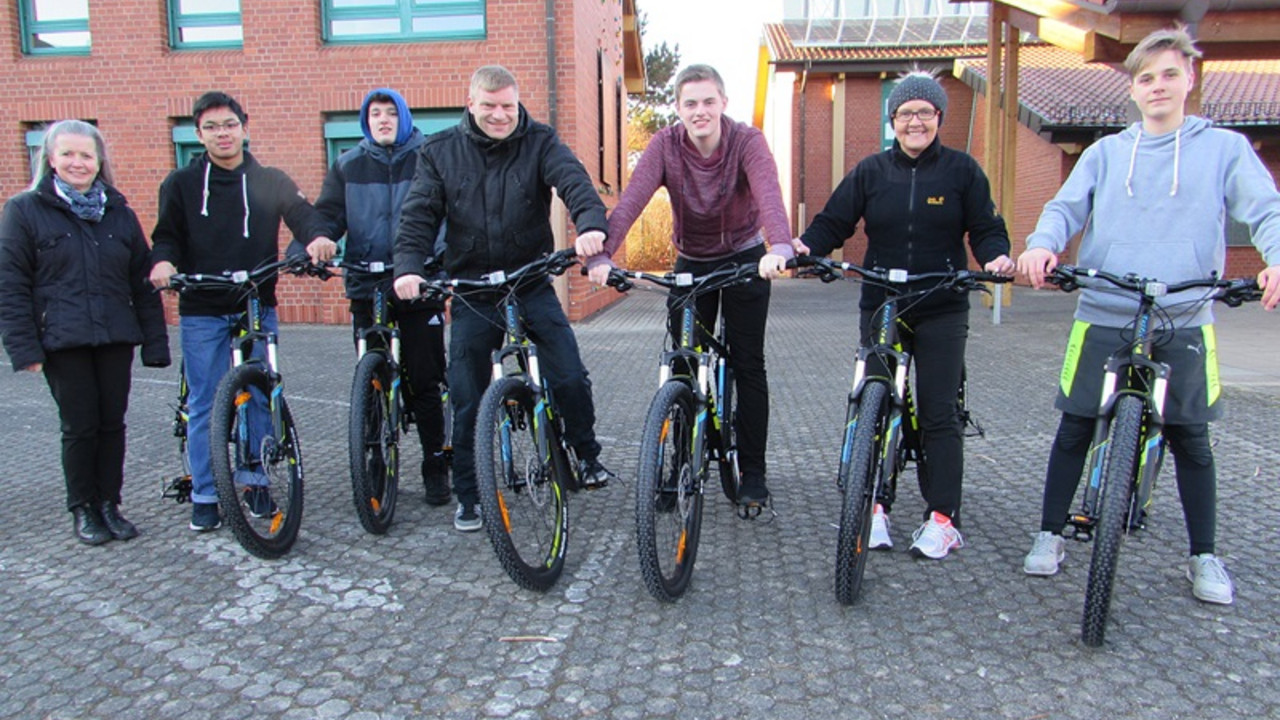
xmin=315 ymin=87 xmax=451 ymax=506
xmin=149 ymin=91 xmax=335 ymax=533
xmin=393 ymin=65 xmax=613 ymax=532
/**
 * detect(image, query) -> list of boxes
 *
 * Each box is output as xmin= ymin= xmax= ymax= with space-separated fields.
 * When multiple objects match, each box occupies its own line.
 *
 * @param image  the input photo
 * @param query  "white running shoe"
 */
xmin=869 ymin=504 xmax=893 ymax=550
xmin=1187 ymin=554 xmax=1234 ymax=605
xmin=909 ymin=512 xmax=964 ymax=559
xmin=1023 ymin=531 xmax=1066 ymax=576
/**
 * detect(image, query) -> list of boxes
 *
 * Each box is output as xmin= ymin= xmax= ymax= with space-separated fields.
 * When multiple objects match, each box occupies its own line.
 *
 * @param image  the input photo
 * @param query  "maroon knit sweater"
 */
xmin=596 ymin=115 xmax=793 ymax=266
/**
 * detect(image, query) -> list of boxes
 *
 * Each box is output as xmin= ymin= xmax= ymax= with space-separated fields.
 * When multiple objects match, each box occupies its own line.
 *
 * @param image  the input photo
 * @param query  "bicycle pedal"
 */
xmin=161 ymin=475 xmax=193 ymax=503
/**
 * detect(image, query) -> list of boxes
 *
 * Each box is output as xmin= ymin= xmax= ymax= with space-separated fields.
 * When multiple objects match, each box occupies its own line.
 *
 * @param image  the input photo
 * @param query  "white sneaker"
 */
xmin=453 ymin=503 xmax=483 ymax=532
xmin=869 ymin=504 xmax=893 ymax=549
xmin=909 ymin=512 xmax=964 ymax=559
xmin=1023 ymin=531 xmax=1066 ymax=576
xmin=1187 ymin=554 xmax=1234 ymax=605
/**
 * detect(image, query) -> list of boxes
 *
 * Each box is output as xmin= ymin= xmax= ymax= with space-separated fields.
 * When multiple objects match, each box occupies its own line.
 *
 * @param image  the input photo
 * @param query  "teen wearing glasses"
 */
xmin=761 ymin=71 xmax=1013 ymax=559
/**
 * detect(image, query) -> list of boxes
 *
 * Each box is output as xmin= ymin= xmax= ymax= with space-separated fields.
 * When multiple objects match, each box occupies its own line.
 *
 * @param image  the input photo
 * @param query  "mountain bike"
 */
xmin=603 ymin=262 xmax=759 ymax=602
xmin=1046 ymin=265 xmax=1261 ymax=647
xmin=333 ymin=259 xmax=450 ymax=535
xmin=160 ymin=359 xmax=193 ymax=504
xmin=169 ymin=257 xmax=322 ymax=559
xmin=796 ymin=256 xmax=1010 ymax=606
xmin=427 ymin=249 xmax=585 ymax=592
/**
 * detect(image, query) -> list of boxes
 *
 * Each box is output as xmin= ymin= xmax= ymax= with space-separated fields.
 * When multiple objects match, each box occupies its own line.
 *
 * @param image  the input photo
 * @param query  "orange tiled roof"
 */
xmin=957 ymin=44 xmax=1280 ymax=127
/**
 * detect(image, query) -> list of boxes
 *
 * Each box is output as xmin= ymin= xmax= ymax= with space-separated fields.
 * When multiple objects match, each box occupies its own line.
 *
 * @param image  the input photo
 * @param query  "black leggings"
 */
xmin=1039 ymin=413 xmax=1217 ymax=555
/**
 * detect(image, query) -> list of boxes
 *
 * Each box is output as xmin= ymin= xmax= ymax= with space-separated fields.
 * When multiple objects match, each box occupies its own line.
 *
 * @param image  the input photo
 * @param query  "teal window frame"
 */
xmin=168 ymin=0 xmax=244 ymax=50
xmin=26 ymin=129 xmax=47 ymax=181
xmin=19 ymin=0 xmax=91 ymax=56
xmin=324 ymin=110 xmax=459 ymax=165
xmin=322 ymin=1 xmax=486 ymax=44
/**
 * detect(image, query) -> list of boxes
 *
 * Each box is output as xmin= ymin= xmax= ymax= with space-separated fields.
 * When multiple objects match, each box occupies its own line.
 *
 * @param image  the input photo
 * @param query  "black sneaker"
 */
xmin=189 ymin=502 xmax=222 ymax=532
xmin=422 ymin=453 xmax=451 ymax=506
xmin=577 ymin=457 xmax=615 ymax=490
xmin=243 ymin=487 xmax=277 ymax=518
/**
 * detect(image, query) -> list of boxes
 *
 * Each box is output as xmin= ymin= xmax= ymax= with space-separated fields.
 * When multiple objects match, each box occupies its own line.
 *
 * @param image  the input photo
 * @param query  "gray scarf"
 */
xmin=53 ymin=175 xmax=107 ymax=223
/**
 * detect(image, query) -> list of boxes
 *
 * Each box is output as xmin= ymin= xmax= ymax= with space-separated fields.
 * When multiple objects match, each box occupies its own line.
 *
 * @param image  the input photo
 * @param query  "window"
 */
xmin=323 ymin=110 xmax=459 ymax=165
xmin=169 ymin=0 xmax=243 ymax=49
xmin=19 ymin=0 xmax=91 ymax=56
xmin=172 ymin=121 xmax=249 ymax=167
xmin=322 ymin=0 xmax=485 ymax=44
xmin=26 ymin=128 xmax=47 ymax=182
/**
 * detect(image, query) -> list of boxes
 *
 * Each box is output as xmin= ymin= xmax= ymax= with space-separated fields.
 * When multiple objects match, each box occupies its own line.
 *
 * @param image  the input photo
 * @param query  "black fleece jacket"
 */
xmin=151 ymin=151 xmax=324 ymax=316
xmin=801 ymin=138 xmax=1010 ymax=316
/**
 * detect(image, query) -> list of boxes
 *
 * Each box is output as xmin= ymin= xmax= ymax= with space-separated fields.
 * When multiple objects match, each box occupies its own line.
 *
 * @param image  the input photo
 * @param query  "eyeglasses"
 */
xmin=892 ymin=109 xmax=938 ymax=122
xmin=200 ymin=120 xmax=242 ymax=133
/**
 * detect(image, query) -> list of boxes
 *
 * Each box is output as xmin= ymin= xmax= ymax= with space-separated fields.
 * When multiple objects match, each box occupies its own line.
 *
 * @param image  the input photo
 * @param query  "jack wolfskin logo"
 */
xmin=927 ymin=196 xmax=945 ymax=205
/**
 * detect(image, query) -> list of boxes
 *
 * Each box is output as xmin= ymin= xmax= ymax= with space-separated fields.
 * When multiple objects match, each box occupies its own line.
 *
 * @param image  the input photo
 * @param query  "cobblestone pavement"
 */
xmin=2 ymin=279 xmax=1278 ymax=720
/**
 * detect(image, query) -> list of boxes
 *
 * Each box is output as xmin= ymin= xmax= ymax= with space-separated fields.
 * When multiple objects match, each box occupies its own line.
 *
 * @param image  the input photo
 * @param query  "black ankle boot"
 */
xmin=98 ymin=501 xmax=139 ymax=540
xmin=71 ymin=505 xmax=112 ymax=545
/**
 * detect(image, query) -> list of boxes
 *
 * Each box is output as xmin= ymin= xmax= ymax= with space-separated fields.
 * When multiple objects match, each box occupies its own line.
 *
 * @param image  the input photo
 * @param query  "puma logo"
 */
xmin=1186 ymin=342 xmax=1203 ymax=355
xmin=927 ymin=196 xmax=945 ymax=205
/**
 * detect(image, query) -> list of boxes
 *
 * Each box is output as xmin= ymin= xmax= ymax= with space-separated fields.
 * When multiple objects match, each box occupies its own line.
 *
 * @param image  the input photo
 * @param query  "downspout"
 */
xmin=545 ymin=0 xmax=558 ymax=129
xmin=797 ymin=62 xmax=810 ymax=231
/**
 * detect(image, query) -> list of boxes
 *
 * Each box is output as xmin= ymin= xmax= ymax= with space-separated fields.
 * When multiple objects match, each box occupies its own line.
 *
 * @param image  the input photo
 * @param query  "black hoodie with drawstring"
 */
xmin=151 ymin=150 xmax=326 ymax=316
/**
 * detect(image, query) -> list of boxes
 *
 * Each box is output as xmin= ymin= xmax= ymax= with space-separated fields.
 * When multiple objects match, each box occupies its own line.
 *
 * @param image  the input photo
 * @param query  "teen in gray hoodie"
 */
xmin=1017 ymin=28 xmax=1280 ymax=605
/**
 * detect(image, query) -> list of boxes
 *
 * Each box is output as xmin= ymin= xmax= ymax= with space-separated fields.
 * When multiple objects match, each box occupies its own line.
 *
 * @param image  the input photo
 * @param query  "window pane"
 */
xmin=331 ymin=18 xmax=401 ymax=36
xmin=178 ymin=0 xmax=240 ymax=13
xmin=32 ymin=31 xmax=91 ymax=49
xmin=180 ymin=25 xmax=244 ymax=44
xmin=411 ymin=14 xmax=484 ymax=34
xmin=32 ymin=0 xmax=88 ymax=22
xmin=333 ymin=0 xmax=396 ymax=8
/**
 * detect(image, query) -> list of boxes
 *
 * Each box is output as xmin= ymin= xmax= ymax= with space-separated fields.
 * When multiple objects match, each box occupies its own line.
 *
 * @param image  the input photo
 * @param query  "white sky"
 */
xmin=635 ymin=0 xmax=784 ymax=117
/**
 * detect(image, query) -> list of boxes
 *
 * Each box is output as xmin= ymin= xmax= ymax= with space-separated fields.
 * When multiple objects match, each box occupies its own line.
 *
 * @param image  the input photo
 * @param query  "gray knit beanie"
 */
xmin=887 ymin=71 xmax=948 ymax=120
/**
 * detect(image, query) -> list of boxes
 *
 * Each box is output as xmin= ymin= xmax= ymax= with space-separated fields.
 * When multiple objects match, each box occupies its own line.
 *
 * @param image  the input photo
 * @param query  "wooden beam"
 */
xmin=984 ymin=3 xmax=1005 ymax=186
xmin=1001 ymin=34 xmax=1019 ymax=232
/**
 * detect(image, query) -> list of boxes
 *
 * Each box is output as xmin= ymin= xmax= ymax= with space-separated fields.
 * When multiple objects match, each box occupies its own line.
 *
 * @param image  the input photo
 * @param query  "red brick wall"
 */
xmin=0 ymin=0 xmax=628 ymax=323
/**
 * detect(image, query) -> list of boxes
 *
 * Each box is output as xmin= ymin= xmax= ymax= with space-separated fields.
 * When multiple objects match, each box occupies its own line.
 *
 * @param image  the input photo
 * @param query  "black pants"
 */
xmin=350 ymin=297 xmax=447 ymax=456
xmin=669 ymin=245 xmax=772 ymax=482
xmin=862 ymin=308 xmax=968 ymax=522
xmin=42 ymin=344 xmax=135 ymax=510
xmin=1039 ymin=413 xmax=1217 ymax=555
xmin=447 ymin=281 xmax=599 ymax=506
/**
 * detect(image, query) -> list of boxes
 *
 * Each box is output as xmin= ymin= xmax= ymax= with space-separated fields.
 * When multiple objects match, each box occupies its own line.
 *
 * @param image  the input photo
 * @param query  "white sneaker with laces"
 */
xmin=909 ymin=512 xmax=964 ymax=559
xmin=1023 ymin=531 xmax=1066 ymax=576
xmin=1187 ymin=553 xmax=1234 ymax=605
xmin=869 ymin=504 xmax=892 ymax=549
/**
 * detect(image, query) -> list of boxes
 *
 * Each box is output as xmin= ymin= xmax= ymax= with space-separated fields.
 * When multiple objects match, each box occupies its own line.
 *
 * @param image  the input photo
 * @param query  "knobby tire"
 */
xmin=835 ymin=381 xmax=888 ymax=606
xmin=636 ymin=380 xmax=703 ymax=602
xmin=349 ymin=352 xmax=398 ymax=535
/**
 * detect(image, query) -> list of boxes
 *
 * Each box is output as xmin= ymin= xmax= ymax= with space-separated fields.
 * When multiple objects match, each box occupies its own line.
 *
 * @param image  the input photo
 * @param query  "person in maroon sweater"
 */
xmin=579 ymin=64 xmax=795 ymax=512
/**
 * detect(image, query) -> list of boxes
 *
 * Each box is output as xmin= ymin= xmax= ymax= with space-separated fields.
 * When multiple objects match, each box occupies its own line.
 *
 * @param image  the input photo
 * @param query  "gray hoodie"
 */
xmin=1027 ymin=116 xmax=1280 ymax=328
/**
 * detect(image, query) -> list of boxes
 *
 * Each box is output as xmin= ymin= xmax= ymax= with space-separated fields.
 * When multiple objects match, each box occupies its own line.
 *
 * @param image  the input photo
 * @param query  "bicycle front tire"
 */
xmin=1082 ymin=394 xmax=1144 ymax=647
xmin=475 ymin=377 xmax=569 ymax=592
xmin=716 ymin=365 xmax=741 ymax=503
xmin=636 ymin=380 xmax=703 ymax=602
xmin=349 ymin=352 xmax=398 ymax=535
xmin=835 ymin=381 xmax=888 ymax=606
xmin=211 ymin=364 xmax=304 ymax=559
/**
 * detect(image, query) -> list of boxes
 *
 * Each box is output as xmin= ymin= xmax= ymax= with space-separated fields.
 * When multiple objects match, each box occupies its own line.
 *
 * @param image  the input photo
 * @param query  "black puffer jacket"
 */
xmin=0 ymin=175 xmax=169 ymax=371
xmin=394 ymin=105 xmax=607 ymax=282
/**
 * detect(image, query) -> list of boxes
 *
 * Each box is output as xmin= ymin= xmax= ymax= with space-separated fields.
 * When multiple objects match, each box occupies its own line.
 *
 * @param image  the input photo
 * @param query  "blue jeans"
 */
xmin=181 ymin=309 xmax=278 ymax=505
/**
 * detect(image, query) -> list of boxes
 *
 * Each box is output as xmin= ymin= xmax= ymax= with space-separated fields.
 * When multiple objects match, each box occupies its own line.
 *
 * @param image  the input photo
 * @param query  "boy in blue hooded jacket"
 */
xmin=315 ymin=88 xmax=451 ymax=506
xmin=1017 ymin=27 xmax=1280 ymax=605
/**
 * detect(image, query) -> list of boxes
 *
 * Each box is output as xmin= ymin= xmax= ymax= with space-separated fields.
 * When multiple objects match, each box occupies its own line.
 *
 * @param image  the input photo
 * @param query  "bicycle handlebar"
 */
xmin=598 ymin=262 xmax=759 ymax=296
xmin=789 ymin=255 xmax=1012 ymax=292
xmin=1047 ymin=264 xmax=1261 ymax=307
xmin=167 ymin=255 xmax=322 ymax=291
xmin=417 ymin=248 xmax=579 ymax=299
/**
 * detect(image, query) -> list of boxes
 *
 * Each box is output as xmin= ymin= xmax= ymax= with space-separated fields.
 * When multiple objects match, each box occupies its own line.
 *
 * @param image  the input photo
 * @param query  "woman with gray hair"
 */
xmin=0 ymin=119 xmax=170 ymax=545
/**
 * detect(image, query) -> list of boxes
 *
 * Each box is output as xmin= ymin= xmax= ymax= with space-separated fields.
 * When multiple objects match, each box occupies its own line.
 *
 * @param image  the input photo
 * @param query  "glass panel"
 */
xmin=332 ymin=0 xmax=396 ymax=8
xmin=411 ymin=14 xmax=484 ymax=34
xmin=331 ymin=18 xmax=401 ymax=36
xmin=178 ymin=0 xmax=240 ymax=14
xmin=32 ymin=31 xmax=91 ymax=49
xmin=180 ymin=25 xmax=244 ymax=44
xmin=32 ymin=0 xmax=88 ymax=22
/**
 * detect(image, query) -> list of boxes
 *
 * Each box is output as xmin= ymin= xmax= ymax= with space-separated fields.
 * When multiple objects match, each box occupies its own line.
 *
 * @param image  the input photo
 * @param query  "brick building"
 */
xmin=0 ymin=0 xmax=644 ymax=322
xmin=759 ymin=2 xmax=1280 ymax=278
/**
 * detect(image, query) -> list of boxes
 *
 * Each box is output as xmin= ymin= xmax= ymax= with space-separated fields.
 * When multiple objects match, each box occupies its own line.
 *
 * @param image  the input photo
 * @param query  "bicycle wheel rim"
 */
xmin=212 ymin=364 xmax=304 ymax=559
xmin=637 ymin=381 xmax=703 ymax=602
xmin=476 ymin=377 xmax=568 ymax=591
